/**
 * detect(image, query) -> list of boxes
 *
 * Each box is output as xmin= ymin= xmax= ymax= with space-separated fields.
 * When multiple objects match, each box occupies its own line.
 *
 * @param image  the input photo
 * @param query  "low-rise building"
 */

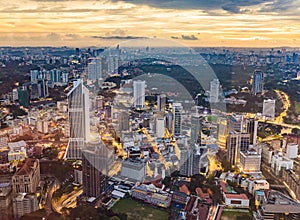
xmin=131 ymin=184 xmax=171 ymax=208
xmin=0 ymin=182 xmax=12 ymax=219
xmin=271 ymin=153 xmax=293 ymax=175
xmin=121 ymin=159 xmax=146 ymax=182
xmin=240 ymin=149 xmax=261 ymax=173
xmin=282 ymin=169 xmax=300 ymax=201
xmin=13 ymin=193 xmax=39 ymax=219
xmin=220 ymin=181 xmax=249 ymax=208
xmin=12 ymin=158 xmax=40 ymax=195
xmin=7 ymin=141 xmax=27 ymax=162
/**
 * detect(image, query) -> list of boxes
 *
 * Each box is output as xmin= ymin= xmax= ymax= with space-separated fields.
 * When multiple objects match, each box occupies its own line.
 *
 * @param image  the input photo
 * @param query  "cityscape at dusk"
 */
xmin=0 ymin=1 xmax=300 ymax=220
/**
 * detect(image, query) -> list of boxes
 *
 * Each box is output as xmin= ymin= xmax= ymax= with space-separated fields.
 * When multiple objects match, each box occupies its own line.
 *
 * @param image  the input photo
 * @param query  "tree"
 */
xmin=69 ymin=206 xmax=100 ymax=220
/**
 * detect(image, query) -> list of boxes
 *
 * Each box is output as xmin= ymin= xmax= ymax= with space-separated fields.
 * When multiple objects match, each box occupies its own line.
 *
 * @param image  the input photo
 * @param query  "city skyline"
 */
xmin=0 ymin=0 xmax=300 ymax=47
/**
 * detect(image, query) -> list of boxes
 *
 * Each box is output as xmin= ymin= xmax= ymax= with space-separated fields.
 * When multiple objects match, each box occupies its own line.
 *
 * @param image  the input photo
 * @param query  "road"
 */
xmin=52 ymin=187 xmax=83 ymax=214
xmin=44 ymin=179 xmax=60 ymax=216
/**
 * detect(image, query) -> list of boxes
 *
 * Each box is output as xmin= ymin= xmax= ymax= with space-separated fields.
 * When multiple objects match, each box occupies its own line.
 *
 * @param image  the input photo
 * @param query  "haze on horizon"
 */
xmin=0 ymin=0 xmax=300 ymax=48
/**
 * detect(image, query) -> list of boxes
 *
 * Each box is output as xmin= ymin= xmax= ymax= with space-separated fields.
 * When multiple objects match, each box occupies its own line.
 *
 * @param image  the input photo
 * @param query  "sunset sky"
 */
xmin=1 ymin=0 xmax=300 ymax=47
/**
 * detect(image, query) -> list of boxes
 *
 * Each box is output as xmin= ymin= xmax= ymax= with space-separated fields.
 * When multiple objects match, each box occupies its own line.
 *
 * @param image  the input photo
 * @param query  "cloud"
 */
xmin=111 ymin=0 xmax=274 ymax=13
xmin=171 ymin=35 xmax=198 ymax=40
xmin=91 ymin=35 xmax=148 ymax=39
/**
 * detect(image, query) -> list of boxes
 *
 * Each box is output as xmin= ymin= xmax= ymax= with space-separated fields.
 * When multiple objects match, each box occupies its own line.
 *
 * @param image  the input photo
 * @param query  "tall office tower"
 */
xmin=17 ymin=86 xmax=30 ymax=107
xmin=173 ymin=103 xmax=183 ymax=136
xmin=252 ymin=69 xmax=264 ymax=94
xmin=262 ymin=99 xmax=276 ymax=119
xmin=65 ymin=79 xmax=90 ymax=159
xmin=227 ymin=133 xmax=250 ymax=165
xmin=87 ymin=58 xmax=103 ymax=80
xmin=157 ymin=94 xmax=167 ymax=112
xmin=227 ymin=114 xmax=244 ymax=133
xmin=209 ymin=79 xmax=220 ymax=103
xmin=246 ymin=118 xmax=258 ymax=146
xmin=133 ymin=80 xmax=146 ymax=108
xmin=190 ymin=114 xmax=201 ymax=145
xmin=82 ymin=139 xmax=112 ymax=197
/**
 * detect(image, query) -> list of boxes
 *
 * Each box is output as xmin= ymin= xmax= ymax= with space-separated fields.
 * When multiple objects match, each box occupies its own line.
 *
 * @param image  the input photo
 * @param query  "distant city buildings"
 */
xmin=133 ymin=80 xmax=146 ymax=108
xmin=87 ymin=58 xmax=103 ymax=81
xmin=209 ymin=79 xmax=220 ymax=103
xmin=252 ymin=70 xmax=264 ymax=95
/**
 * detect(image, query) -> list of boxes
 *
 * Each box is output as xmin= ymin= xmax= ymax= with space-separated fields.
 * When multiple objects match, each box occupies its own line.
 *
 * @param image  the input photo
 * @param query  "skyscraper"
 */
xmin=245 ymin=118 xmax=258 ymax=146
xmin=190 ymin=114 xmax=201 ymax=145
xmin=227 ymin=133 xmax=250 ymax=165
xmin=65 ymin=79 xmax=90 ymax=159
xmin=173 ymin=103 xmax=183 ymax=136
xmin=252 ymin=70 xmax=264 ymax=94
xmin=133 ymin=80 xmax=145 ymax=108
xmin=157 ymin=94 xmax=167 ymax=112
xmin=82 ymin=139 xmax=112 ymax=197
xmin=209 ymin=79 xmax=220 ymax=103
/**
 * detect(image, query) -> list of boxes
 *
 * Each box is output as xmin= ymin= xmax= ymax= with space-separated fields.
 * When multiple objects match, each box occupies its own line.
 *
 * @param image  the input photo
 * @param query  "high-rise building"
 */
xmin=252 ymin=70 xmax=263 ymax=94
xmin=227 ymin=114 xmax=244 ymax=133
xmin=87 ymin=58 xmax=103 ymax=81
xmin=173 ymin=103 xmax=183 ymax=136
xmin=262 ymin=99 xmax=276 ymax=119
xmin=245 ymin=118 xmax=258 ymax=146
xmin=217 ymin=117 xmax=228 ymax=145
xmin=209 ymin=79 xmax=220 ymax=103
xmin=65 ymin=80 xmax=90 ymax=159
xmin=118 ymin=111 xmax=130 ymax=132
xmin=190 ymin=114 xmax=201 ymax=145
xmin=157 ymin=94 xmax=167 ymax=112
xmin=156 ymin=116 xmax=165 ymax=138
xmin=240 ymin=149 xmax=261 ymax=173
xmin=30 ymin=70 xmax=39 ymax=83
xmin=227 ymin=133 xmax=250 ymax=165
xmin=82 ymin=140 xmax=112 ymax=197
xmin=49 ymin=68 xmax=61 ymax=83
xmin=17 ymin=86 xmax=29 ymax=107
xmin=13 ymin=193 xmax=38 ymax=219
xmin=133 ymin=80 xmax=145 ymax=108
xmin=12 ymin=158 xmax=40 ymax=195
xmin=179 ymin=144 xmax=208 ymax=176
